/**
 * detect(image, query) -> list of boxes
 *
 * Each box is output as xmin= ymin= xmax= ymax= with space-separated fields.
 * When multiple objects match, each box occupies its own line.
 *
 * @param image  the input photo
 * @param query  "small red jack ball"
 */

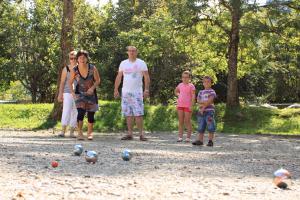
xmin=51 ymin=161 xmax=58 ymax=168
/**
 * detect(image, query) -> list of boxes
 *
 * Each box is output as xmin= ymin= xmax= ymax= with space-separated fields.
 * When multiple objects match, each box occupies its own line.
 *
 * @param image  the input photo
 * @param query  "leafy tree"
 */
xmin=0 ymin=1 xmax=18 ymax=92
xmin=14 ymin=0 xmax=62 ymax=103
xmin=0 ymin=0 xmax=299 ymax=106
xmin=167 ymin=0 xmax=298 ymax=107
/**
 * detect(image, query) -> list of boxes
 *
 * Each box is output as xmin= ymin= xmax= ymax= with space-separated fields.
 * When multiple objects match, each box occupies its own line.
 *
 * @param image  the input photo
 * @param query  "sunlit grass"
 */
xmin=0 ymin=102 xmax=299 ymax=135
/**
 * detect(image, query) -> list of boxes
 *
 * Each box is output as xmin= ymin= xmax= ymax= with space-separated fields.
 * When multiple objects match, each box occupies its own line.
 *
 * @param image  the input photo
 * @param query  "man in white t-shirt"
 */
xmin=114 ymin=46 xmax=150 ymax=141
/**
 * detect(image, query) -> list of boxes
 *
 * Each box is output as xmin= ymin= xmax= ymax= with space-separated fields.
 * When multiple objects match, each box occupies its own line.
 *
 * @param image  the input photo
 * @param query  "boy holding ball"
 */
xmin=192 ymin=76 xmax=217 ymax=147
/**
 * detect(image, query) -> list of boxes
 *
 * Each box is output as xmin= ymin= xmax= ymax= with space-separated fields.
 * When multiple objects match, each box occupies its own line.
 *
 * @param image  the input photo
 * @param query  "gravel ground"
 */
xmin=0 ymin=130 xmax=299 ymax=200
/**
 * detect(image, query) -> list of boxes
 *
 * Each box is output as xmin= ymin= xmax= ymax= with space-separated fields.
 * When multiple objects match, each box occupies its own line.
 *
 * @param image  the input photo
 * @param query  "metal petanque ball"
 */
xmin=121 ymin=149 xmax=132 ymax=161
xmin=274 ymin=168 xmax=291 ymax=178
xmin=276 ymin=182 xmax=288 ymax=189
xmin=74 ymin=144 xmax=83 ymax=156
xmin=273 ymin=168 xmax=292 ymax=189
xmin=85 ymin=150 xmax=98 ymax=164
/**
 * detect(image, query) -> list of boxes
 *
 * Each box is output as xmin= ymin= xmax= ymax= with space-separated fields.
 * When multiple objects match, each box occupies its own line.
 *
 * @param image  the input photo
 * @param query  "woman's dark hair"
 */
xmin=76 ymin=50 xmax=89 ymax=62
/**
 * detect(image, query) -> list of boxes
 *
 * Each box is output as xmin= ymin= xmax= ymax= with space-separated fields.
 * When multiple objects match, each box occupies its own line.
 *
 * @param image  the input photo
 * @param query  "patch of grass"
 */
xmin=220 ymin=106 xmax=300 ymax=135
xmin=144 ymin=105 xmax=178 ymax=131
xmin=0 ymin=104 xmax=56 ymax=129
xmin=0 ymin=102 xmax=299 ymax=135
xmin=94 ymin=101 xmax=125 ymax=131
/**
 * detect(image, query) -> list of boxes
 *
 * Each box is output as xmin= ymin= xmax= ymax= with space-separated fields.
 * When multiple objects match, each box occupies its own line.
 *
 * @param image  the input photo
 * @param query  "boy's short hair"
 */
xmin=182 ymin=71 xmax=191 ymax=78
xmin=203 ymin=76 xmax=213 ymax=83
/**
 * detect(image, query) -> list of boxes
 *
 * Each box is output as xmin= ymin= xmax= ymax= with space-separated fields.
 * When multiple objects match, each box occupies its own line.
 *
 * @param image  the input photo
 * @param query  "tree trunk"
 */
xmin=31 ymin=90 xmax=37 ymax=103
xmin=226 ymin=4 xmax=241 ymax=108
xmin=51 ymin=0 xmax=74 ymax=120
xmin=30 ymin=81 xmax=37 ymax=103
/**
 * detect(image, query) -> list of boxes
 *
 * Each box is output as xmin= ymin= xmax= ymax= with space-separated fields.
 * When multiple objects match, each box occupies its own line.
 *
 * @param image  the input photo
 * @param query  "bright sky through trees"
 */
xmin=86 ymin=0 xmax=268 ymax=7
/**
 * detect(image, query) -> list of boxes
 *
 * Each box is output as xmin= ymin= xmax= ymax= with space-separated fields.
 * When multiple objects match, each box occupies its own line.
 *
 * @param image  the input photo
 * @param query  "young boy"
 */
xmin=192 ymin=76 xmax=217 ymax=147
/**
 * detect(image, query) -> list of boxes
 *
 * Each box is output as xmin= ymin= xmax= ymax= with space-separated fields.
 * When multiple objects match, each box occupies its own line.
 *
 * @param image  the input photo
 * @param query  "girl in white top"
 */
xmin=57 ymin=51 xmax=78 ymax=137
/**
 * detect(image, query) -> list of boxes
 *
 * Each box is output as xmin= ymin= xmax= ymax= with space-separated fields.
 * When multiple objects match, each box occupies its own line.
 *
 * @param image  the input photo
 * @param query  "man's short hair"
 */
xmin=126 ymin=46 xmax=137 ymax=51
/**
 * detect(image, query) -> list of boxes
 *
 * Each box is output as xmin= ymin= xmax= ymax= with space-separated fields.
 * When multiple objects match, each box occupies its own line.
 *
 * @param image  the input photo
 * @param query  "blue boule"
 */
xmin=121 ymin=149 xmax=132 ymax=161
xmin=74 ymin=144 xmax=83 ymax=156
xmin=85 ymin=150 xmax=98 ymax=163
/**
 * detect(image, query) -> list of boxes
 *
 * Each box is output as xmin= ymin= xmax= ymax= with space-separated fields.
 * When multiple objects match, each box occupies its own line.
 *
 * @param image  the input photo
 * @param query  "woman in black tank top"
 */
xmin=69 ymin=50 xmax=101 ymax=140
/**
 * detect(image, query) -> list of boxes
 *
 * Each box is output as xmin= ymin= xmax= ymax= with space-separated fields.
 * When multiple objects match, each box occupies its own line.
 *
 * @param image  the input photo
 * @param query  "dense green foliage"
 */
xmin=0 ymin=102 xmax=299 ymax=134
xmin=0 ymin=0 xmax=299 ymax=104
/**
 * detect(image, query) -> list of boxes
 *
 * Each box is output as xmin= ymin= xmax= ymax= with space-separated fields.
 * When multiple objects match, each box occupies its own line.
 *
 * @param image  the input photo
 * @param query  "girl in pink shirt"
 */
xmin=175 ymin=71 xmax=196 ymax=142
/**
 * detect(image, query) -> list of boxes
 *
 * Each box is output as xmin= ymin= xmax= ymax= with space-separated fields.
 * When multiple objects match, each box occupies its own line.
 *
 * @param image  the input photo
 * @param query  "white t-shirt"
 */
xmin=119 ymin=58 xmax=148 ymax=93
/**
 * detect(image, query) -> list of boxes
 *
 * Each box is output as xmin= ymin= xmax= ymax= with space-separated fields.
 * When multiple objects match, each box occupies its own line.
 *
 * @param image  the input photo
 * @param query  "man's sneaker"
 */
xmin=139 ymin=135 xmax=148 ymax=141
xmin=207 ymin=140 xmax=214 ymax=147
xmin=121 ymin=135 xmax=133 ymax=140
xmin=192 ymin=140 xmax=204 ymax=146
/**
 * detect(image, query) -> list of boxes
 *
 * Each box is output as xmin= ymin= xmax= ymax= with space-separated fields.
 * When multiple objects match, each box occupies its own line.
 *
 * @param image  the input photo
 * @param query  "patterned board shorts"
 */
xmin=197 ymin=110 xmax=216 ymax=133
xmin=121 ymin=92 xmax=144 ymax=117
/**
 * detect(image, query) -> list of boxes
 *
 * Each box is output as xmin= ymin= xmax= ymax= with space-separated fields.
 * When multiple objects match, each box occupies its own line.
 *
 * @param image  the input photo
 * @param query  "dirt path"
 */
xmin=0 ymin=130 xmax=299 ymax=200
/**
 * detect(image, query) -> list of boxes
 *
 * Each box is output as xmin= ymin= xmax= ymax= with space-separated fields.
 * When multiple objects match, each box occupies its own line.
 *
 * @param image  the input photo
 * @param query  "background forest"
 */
xmin=0 ymin=0 xmax=299 ymax=105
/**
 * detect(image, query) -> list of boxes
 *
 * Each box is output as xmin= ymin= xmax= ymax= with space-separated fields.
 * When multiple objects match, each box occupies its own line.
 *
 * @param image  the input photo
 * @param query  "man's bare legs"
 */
xmin=135 ymin=116 xmax=144 ymax=136
xmin=126 ymin=116 xmax=134 ymax=136
xmin=122 ymin=116 xmax=147 ymax=141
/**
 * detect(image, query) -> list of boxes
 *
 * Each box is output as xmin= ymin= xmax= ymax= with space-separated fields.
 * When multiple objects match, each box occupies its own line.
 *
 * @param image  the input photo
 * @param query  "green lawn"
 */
xmin=0 ymin=102 xmax=299 ymax=135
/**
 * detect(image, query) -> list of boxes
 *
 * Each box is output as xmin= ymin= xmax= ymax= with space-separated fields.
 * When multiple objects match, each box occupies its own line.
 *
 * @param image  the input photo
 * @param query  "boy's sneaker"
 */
xmin=177 ymin=137 xmax=183 ymax=142
xmin=207 ymin=140 xmax=214 ymax=147
xmin=58 ymin=132 xmax=65 ymax=137
xmin=192 ymin=140 xmax=204 ymax=146
xmin=139 ymin=135 xmax=148 ymax=141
